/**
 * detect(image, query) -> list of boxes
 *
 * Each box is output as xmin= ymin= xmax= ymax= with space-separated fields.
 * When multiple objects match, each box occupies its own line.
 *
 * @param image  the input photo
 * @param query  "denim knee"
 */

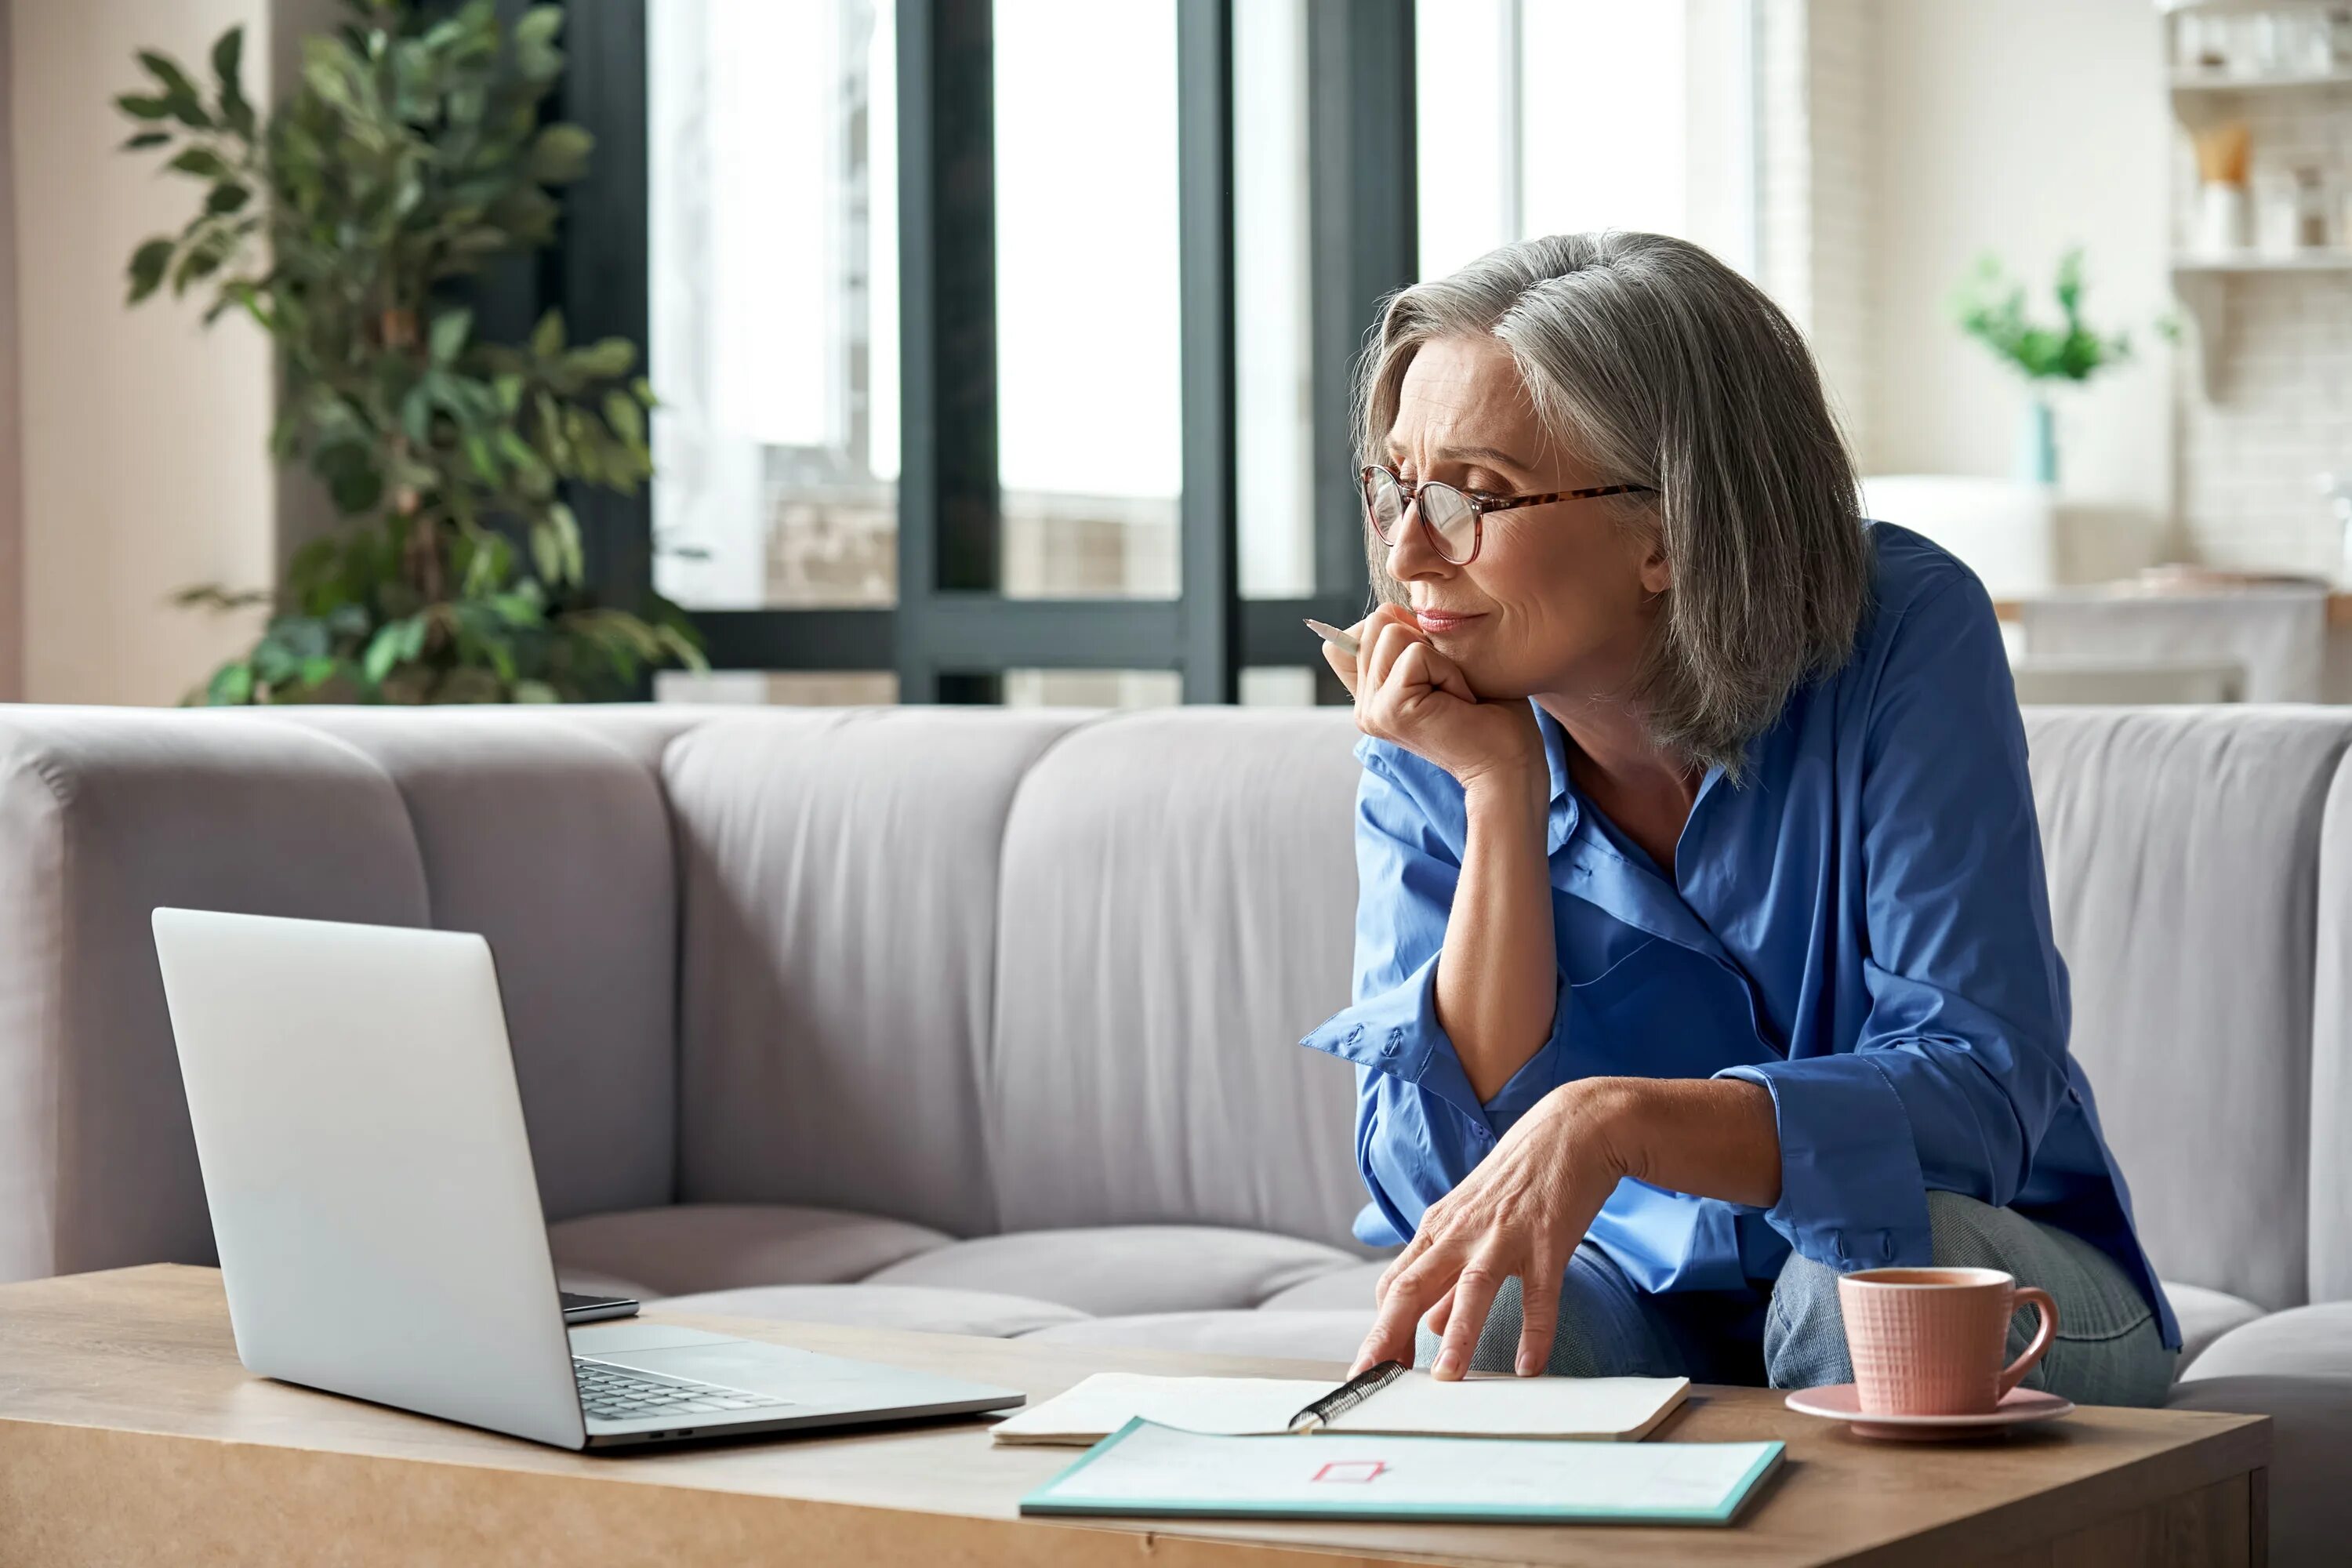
xmin=1762 ymin=1249 xmax=1852 ymax=1390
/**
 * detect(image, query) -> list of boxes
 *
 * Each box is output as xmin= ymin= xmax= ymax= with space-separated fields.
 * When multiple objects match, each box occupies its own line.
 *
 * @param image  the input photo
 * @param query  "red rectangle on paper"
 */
xmin=1311 ymin=1460 xmax=1388 ymax=1483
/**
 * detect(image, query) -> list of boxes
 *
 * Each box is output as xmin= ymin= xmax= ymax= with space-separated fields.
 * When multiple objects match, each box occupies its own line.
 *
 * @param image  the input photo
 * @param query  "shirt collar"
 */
xmin=1528 ymin=696 xmax=1740 ymax=964
xmin=1530 ymin=699 xmax=1577 ymax=855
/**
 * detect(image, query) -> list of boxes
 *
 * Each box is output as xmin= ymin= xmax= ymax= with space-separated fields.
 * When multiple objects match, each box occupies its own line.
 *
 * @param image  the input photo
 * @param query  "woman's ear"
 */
xmin=1638 ymin=540 xmax=1671 ymax=597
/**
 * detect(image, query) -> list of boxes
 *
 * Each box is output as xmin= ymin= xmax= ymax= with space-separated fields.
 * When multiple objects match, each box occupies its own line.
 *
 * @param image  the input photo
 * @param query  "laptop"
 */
xmin=151 ymin=906 xmax=1025 ymax=1450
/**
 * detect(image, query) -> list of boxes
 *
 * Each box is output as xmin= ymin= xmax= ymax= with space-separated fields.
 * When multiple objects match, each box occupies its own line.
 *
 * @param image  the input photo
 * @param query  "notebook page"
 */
xmin=990 ymin=1373 xmax=1334 ymax=1444
xmin=1328 ymin=1371 xmax=1689 ymax=1439
xmin=1024 ymin=1422 xmax=1780 ymax=1523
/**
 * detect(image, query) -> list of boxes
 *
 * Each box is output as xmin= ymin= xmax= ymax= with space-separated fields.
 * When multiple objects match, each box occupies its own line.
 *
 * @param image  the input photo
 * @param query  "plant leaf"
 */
xmin=362 ymin=621 xmax=408 ymax=684
xmin=204 ymin=182 xmax=249 ymax=216
xmin=126 ymin=238 xmax=175 ymax=303
xmin=121 ymin=129 xmax=172 ymax=151
xmin=525 ymin=122 xmax=593 ymax=185
xmin=167 ymin=146 xmax=232 ymax=181
xmin=205 ymin=660 xmax=256 ymax=706
xmin=212 ymin=26 xmax=254 ymax=136
xmin=115 ymin=93 xmax=172 ymax=122
xmin=136 ymin=49 xmax=201 ymax=103
xmin=428 ymin=307 xmax=473 ymax=365
xmin=575 ymin=338 xmax=636 ymax=379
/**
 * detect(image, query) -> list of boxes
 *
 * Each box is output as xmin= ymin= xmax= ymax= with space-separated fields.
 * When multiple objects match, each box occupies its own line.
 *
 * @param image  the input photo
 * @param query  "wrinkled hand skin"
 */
xmin=1352 ymin=1078 xmax=1641 ymax=1381
xmin=1320 ymin=604 xmax=1543 ymax=795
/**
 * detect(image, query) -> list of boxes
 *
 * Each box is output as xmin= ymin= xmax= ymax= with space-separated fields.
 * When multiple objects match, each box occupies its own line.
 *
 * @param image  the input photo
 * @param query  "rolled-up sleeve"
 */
xmin=1301 ymin=742 xmax=1566 ymax=1246
xmin=1716 ymin=572 xmax=2073 ymax=1273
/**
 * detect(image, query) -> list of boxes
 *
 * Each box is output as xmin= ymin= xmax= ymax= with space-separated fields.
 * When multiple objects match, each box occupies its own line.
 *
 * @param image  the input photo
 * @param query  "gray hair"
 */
xmin=1356 ymin=231 xmax=1871 ymax=775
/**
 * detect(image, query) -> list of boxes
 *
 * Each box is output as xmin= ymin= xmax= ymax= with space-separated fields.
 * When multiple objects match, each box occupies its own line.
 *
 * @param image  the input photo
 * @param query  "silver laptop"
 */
xmin=151 ymin=907 xmax=1024 ymax=1450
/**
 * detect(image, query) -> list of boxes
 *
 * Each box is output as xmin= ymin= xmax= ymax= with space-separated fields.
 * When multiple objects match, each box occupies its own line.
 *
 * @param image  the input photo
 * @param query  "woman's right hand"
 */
xmin=1323 ymin=604 xmax=1543 ymax=795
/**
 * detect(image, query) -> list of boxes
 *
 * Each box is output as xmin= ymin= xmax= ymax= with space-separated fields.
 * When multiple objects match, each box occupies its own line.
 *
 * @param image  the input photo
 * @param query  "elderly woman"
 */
xmin=1303 ymin=232 xmax=2178 ymax=1403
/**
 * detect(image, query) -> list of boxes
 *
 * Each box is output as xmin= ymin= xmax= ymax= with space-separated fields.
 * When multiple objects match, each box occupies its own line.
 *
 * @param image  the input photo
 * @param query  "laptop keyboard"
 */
xmin=572 ymin=1356 xmax=792 ymax=1423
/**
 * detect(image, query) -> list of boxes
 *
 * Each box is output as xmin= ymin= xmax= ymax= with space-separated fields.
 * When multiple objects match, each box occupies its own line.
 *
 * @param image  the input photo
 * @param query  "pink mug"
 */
xmin=1836 ymin=1266 xmax=2058 ymax=1416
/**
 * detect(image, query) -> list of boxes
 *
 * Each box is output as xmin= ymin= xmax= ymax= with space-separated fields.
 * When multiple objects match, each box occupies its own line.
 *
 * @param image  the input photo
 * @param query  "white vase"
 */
xmin=2198 ymin=182 xmax=2250 ymax=256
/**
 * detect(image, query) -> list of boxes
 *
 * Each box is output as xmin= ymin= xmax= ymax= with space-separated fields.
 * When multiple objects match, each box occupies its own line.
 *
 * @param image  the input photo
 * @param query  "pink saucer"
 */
xmin=1783 ymin=1383 xmax=2075 ymax=1441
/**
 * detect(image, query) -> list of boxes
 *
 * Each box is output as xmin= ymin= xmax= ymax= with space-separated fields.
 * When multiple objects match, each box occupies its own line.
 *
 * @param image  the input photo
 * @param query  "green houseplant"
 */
xmin=1947 ymin=248 xmax=2154 ymax=491
xmin=118 ymin=0 xmax=702 ymax=704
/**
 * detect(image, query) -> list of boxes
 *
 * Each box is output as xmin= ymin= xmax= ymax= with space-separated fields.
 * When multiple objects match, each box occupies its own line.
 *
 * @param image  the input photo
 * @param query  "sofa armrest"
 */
xmin=0 ymin=710 xmax=427 ymax=1282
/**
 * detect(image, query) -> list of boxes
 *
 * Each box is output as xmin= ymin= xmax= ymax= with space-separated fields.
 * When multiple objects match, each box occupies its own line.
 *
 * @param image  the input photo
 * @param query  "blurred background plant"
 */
xmin=1947 ymin=247 xmax=2172 ymax=488
xmin=1948 ymin=247 xmax=2146 ymax=386
xmin=118 ymin=0 xmax=702 ymax=703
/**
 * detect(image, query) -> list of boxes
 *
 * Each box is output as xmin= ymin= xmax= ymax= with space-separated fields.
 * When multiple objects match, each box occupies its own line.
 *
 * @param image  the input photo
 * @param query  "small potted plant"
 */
xmin=1947 ymin=249 xmax=2155 ymax=492
xmin=117 ymin=0 xmax=702 ymax=702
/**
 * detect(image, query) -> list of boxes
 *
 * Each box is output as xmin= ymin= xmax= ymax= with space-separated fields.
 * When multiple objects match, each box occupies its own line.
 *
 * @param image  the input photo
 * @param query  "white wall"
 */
xmin=1860 ymin=0 xmax=2175 ymax=535
xmin=0 ymin=0 xmax=21 ymax=702
xmin=11 ymin=0 xmax=296 ymax=705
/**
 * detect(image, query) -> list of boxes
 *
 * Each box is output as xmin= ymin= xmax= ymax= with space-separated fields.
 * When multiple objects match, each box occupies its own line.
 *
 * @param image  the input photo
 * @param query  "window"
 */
xmin=993 ymin=0 xmax=1182 ymax=601
xmin=648 ymin=0 xmax=899 ymax=611
xmin=557 ymin=1 xmax=1428 ymax=706
xmin=1415 ymin=0 xmax=1759 ymax=281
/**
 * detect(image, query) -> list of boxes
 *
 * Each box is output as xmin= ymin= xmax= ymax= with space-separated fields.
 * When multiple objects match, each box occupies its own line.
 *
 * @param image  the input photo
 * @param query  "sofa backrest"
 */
xmin=662 ymin=707 xmax=1091 ymax=1238
xmin=0 ymin=706 xmax=688 ymax=1283
xmin=4 ymin=701 xmax=2348 ymax=1305
xmin=2024 ymin=708 xmax=2352 ymax=1310
xmin=985 ymin=708 xmax=1367 ymax=1249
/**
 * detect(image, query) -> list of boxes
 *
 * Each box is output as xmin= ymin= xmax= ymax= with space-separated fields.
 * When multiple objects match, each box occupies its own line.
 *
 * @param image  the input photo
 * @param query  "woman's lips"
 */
xmin=1414 ymin=610 xmax=1485 ymax=635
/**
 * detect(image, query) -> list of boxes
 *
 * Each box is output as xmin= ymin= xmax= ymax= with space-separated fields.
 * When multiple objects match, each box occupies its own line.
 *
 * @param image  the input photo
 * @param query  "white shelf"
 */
xmin=2170 ymin=68 xmax=2352 ymax=91
xmin=2171 ymin=256 xmax=2352 ymax=398
xmin=2173 ymin=252 xmax=2352 ymax=273
xmin=2158 ymin=0 xmax=2337 ymax=14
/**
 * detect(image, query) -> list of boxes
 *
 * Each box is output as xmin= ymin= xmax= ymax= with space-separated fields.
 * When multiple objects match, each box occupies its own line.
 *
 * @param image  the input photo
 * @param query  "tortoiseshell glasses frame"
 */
xmin=1360 ymin=463 xmax=1656 ymax=566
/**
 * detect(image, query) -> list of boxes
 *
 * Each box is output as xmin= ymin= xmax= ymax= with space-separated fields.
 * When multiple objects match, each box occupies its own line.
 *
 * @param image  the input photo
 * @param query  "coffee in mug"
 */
xmin=1836 ymin=1267 xmax=2057 ymax=1416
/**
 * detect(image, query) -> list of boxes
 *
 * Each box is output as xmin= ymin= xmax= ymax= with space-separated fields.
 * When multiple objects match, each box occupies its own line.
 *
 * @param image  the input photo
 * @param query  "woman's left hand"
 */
xmin=1351 ymin=1080 xmax=1635 ymax=1380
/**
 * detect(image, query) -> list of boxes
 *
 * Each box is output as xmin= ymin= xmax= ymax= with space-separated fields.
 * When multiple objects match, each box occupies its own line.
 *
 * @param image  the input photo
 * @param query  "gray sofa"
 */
xmin=2 ymin=702 xmax=2347 ymax=1558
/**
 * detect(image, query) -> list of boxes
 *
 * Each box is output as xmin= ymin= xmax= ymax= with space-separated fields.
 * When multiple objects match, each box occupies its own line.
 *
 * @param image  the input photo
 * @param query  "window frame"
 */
xmin=554 ymin=0 xmax=1417 ymax=704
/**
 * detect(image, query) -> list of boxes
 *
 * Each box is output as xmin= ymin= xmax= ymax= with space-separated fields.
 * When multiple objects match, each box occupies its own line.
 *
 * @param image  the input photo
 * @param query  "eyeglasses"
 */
xmin=1361 ymin=464 xmax=1654 ymax=566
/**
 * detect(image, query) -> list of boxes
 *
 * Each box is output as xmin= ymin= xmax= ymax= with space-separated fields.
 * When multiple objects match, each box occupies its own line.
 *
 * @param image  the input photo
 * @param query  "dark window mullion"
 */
xmin=1308 ymin=0 xmax=1416 ymax=620
xmin=554 ymin=0 xmax=653 ymax=622
xmin=1178 ymin=0 xmax=1240 ymax=702
xmin=898 ymin=0 xmax=1003 ymax=702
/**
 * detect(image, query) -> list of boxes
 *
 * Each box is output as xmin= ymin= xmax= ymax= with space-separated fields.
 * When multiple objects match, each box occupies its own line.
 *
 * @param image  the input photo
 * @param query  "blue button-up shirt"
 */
xmin=1301 ymin=524 xmax=2178 ymax=1348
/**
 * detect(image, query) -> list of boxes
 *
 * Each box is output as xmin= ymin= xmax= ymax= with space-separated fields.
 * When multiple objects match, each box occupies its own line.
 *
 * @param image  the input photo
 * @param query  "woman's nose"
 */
xmin=1385 ymin=499 xmax=1455 ymax=581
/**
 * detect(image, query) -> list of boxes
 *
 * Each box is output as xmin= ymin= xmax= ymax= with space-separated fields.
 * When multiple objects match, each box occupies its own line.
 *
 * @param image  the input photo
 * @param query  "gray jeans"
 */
xmin=1417 ymin=1192 xmax=2179 ymax=1407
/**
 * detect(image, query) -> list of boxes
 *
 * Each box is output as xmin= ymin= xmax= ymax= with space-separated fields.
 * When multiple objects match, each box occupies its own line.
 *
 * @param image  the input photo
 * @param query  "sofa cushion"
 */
xmin=547 ymin=1204 xmax=952 ymax=1298
xmin=652 ymin=1284 xmax=1088 ymax=1339
xmin=2166 ymin=1375 xmax=2352 ymax=1568
xmin=2165 ymin=1282 xmax=2270 ymax=1371
xmin=1258 ymin=1260 xmax=1390 ymax=1311
xmin=862 ymin=1225 xmax=1360 ymax=1316
xmin=2024 ymin=708 xmax=2352 ymax=1312
xmin=986 ymin=709 xmax=1370 ymax=1247
xmin=1023 ymin=1310 xmax=1369 ymax=1364
xmin=2176 ymin=1301 xmax=2352 ymax=1383
xmin=259 ymin=710 xmax=682 ymax=1224
xmin=665 ymin=709 xmax=1088 ymax=1236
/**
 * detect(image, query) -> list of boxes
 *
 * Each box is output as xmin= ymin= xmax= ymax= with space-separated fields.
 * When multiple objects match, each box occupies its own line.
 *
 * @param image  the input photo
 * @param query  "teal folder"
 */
xmin=1019 ymin=1418 xmax=1785 ymax=1526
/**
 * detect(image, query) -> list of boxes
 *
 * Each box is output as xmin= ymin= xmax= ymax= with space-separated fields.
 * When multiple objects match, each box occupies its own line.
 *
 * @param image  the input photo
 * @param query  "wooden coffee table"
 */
xmin=0 ymin=1265 xmax=2268 ymax=1566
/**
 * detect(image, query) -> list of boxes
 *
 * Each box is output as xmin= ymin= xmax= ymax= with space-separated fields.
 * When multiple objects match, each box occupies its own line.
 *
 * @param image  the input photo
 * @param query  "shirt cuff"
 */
xmin=1715 ymin=1055 xmax=1934 ymax=1273
xmin=1300 ymin=951 xmax=1487 ymax=1127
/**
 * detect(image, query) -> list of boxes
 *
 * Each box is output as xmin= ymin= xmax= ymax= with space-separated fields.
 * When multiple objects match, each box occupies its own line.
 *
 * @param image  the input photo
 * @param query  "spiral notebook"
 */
xmin=989 ymin=1369 xmax=1690 ymax=1446
xmin=1019 ymin=1419 xmax=1784 ymax=1526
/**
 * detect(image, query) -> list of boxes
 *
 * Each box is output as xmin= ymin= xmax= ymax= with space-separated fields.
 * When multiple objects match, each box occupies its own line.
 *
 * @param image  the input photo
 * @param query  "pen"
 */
xmin=1287 ymin=1359 xmax=1406 ymax=1432
xmin=1304 ymin=618 xmax=1359 ymax=658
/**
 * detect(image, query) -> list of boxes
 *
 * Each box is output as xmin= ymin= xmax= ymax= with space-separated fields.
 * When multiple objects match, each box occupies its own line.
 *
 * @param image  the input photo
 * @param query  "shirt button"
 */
xmin=1877 ymin=1232 xmax=1896 ymax=1261
xmin=1381 ymin=1027 xmax=1403 ymax=1059
xmin=1345 ymin=1025 xmax=1363 ymax=1046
